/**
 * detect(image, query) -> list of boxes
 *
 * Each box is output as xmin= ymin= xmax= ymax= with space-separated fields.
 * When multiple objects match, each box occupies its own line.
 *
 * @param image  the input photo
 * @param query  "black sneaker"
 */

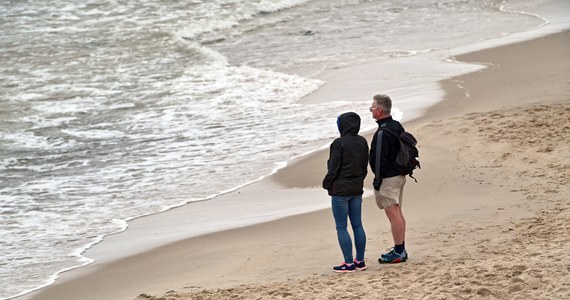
xmin=353 ymin=259 xmax=367 ymax=271
xmin=333 ymin=262 xmax=356 ymax=273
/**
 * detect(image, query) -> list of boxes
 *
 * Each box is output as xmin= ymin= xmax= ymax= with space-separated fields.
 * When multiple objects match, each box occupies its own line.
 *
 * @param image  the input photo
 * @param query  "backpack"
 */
xmin=377 ymin=128 xmax=421 ymax=182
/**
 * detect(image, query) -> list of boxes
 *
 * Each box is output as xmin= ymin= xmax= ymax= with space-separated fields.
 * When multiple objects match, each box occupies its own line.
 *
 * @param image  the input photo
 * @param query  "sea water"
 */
xmin=0 ymin=0 xmax=560 ymax=298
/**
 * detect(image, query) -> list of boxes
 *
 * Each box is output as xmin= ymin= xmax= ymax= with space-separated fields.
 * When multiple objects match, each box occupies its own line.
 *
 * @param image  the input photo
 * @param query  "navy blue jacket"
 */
xmin=322 ymin=112 xmax=369 ymax=196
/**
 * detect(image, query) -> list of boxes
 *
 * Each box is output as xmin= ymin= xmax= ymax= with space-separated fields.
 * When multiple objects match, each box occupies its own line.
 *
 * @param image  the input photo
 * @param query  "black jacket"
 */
xmin=370 ymin=116 xmax=405 ymax=190
xmin=322 ymin=112 xmax=369 ymax=196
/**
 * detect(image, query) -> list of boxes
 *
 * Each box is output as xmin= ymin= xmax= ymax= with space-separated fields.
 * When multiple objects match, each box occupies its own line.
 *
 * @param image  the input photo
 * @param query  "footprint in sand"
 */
xmin=477 ymin=288 xmax=493 ymax=296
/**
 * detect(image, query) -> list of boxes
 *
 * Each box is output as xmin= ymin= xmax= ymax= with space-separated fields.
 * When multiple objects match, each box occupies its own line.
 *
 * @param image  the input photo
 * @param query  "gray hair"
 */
xmin=373 ymin=94 xmax=392 ymax=114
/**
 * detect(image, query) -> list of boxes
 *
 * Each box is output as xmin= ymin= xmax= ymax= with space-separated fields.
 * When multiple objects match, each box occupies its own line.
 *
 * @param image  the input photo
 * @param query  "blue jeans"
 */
xmin=331 ymin=195 xmax=366 ymax=263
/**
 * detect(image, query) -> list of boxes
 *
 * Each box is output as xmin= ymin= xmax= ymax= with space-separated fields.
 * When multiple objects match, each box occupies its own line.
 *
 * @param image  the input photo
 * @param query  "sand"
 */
xmin=23 ymin=31 xmax=569 ymax=300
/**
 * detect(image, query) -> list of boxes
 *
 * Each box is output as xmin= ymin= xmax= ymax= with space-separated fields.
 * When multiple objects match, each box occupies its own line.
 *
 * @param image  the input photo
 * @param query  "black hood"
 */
xmin=337 ymin=112 xmax=361 ymax=136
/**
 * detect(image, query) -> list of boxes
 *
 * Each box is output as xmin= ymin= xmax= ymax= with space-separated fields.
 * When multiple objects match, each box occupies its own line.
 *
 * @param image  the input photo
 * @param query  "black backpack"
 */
xmin=377 ymin=128 xmax=421 ymax=182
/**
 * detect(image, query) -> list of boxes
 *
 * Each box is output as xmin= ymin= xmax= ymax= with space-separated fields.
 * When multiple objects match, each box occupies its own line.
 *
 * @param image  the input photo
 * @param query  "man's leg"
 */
xmin=396 ymin=205 xmax=406 ymax=243
xmin=384 ymin=204 xmax=404 ymax=245
xmin=377 ymin=176 xmax=407 ymax=263
xmin=380 ymin=204 xmax=407 ymax=263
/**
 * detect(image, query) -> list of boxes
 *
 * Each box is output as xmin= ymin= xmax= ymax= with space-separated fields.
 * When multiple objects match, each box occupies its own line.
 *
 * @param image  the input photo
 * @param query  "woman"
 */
xmin=323 ymin=112 xmax=369 ymax=272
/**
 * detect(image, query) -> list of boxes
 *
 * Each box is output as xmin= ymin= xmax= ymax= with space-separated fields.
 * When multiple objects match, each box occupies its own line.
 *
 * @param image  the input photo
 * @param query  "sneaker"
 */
xmin=353 ymin=259 xmax=367 ymax=271
xmin=380 ymin=248 xmax=394 ymax=260
xmin=379 ymin=249 xmax=408 ymax=264
xmin=380 ymin=248 xmax=409 ymax=260
xmin=333 ymin=262 xmax=356 ymax=273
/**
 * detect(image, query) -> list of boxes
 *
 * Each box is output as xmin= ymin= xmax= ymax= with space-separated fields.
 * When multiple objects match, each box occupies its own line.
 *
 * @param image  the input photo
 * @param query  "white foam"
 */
xmin=60 ymin=129 xmax=125 ymax=140
xmin=176 ymin=0 xmax=310 ymax=40
xmin=1 ymin=131 xmax=52 ymax=150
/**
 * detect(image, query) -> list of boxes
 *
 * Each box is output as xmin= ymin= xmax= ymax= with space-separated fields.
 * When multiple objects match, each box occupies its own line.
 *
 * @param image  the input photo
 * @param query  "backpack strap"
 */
xmin=375 ymin=127 xmax=396 ymax=182
xmin=409 ymin=173 xmax=418 ymax=183
xmin=375 ymin=130 xmax=383 ymax=189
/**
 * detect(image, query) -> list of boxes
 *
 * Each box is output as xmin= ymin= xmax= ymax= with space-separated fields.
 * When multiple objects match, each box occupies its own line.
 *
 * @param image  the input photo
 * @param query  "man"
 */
xmin=323 ymin=112 xmax=369 ymax=273
xmin=369 ymin=94 xmax=408 ymax=263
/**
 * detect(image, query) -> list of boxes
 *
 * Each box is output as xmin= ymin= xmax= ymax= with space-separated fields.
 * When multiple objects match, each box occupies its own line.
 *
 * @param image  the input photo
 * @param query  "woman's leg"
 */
xmin=331 ymin=196 xmax=353 ymax=263
xmin=347 ymin=195 xmax=366 ymax=262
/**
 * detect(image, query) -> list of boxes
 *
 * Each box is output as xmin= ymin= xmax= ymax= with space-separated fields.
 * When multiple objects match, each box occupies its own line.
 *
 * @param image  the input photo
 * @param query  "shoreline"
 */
xmin=18 ymin=29 xmax=570 ymax=300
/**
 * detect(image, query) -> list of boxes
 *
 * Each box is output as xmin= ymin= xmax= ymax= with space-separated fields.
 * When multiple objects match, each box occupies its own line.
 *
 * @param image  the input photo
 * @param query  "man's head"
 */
xmin=370 ymin=94 xmax=392 ymax=120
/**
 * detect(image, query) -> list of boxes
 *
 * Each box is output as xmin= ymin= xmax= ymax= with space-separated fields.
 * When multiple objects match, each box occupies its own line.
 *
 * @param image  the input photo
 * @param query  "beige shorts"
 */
xmin=374 ymin=175 xmax=406 ymax=209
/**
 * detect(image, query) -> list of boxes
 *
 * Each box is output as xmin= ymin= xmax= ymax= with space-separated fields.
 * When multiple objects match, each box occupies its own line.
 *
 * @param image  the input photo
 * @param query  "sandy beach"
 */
xmin=23 ymin=30 xmax=569 ymax=300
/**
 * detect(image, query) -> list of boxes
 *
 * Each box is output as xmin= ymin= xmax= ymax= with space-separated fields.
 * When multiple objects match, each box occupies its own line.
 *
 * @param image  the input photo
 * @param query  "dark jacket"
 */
xmin=322 ymin=112 xmax=369 ymax=196
xmin=370 ymin=116 xmax=405 ymax=190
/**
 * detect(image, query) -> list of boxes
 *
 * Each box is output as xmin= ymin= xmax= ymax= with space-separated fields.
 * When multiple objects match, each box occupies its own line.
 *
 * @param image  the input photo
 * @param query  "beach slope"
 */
xmin=26 ymin=31 xmax=569 ymax=300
